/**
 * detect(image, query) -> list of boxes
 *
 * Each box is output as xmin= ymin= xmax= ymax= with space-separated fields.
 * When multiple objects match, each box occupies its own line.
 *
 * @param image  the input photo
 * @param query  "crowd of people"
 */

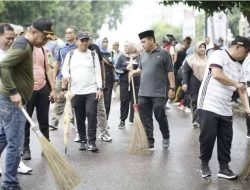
xmin=1 ymin=16 xmax=250 ymax=190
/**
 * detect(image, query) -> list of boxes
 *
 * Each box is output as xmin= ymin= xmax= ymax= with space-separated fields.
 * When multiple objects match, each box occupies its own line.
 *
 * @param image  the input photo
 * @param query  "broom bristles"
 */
xmin=39 ymin=136 xmax=81 ymax=190
xmin=128 ymin=111 xmax=149 ymax=155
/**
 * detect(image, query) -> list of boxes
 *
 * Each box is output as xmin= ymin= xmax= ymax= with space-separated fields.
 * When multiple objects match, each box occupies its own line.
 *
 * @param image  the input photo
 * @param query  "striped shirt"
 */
xmin=197 ymin=50 xmax=244 ymax=116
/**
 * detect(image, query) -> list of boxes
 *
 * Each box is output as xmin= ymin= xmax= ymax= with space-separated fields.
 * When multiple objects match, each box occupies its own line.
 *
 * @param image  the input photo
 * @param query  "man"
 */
xmin=62 ymin=31 xmax=103 ymax=151
xmin=0 ymin=18 xmax=55 ymax=190
xmin=22 ymin=46 xmax=56 ymax=160
xmin=131 ymin=30 xmax=175 ymax=150
xmin=0 ymin=23 xmax=34 ymax=176
xmin=50 ymin=26 xmax=77 ymax=131
xmin=198 ymin=36 xmax=250 ymax=180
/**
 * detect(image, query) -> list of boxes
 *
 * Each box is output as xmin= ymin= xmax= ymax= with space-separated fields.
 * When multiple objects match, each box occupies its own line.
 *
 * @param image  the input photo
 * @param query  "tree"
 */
xmin=0 ymin=1 xmax=130 ymax=38
xmin=161 ymin=1 xmax=250 ymax=24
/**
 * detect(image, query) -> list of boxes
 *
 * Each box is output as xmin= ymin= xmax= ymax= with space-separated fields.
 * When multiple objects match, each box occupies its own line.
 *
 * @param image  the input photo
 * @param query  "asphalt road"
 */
xmin=2 ymin=99 xmax=250 ymax=190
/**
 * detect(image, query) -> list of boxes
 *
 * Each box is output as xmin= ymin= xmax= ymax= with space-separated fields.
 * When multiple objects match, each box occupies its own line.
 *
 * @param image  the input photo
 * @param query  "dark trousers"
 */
xmin=246 ymin=97 xmax=250 ymax=135
xmin=199 ymin=110 xmax=233 ymax=168
xmin=189 ymin=92 xmax=198 ymax=123
xmin=104 ymin=71 xmax=114 ymax=119
xmin=72 ymin=93 xmax=97 ymax=143
xmin=138 ymin=96 xmax=170 ymax=144
xmin=24 ymin=84 xmax=50 ymax=150
xmin=119 ymin=81 xmax=139 ymax=123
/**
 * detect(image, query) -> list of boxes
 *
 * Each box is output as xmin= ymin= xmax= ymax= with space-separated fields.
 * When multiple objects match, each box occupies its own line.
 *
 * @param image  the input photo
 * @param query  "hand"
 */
xmin=168 ymin=89 xmax=175 ymax=99
xmin=10 ymin=93 xmax=23 ymax=107
xmin=182 ymin=84 xmax=187 ymax=92
xmin=49 ymin=89 xmax=57 ymax=103
xmin=126 ymin=63 xmax=133 ymax=71
xmin=235 ymin=82 xmax=246 ymax=93
xmin=96 ymin=90 xmax=103 ymax=101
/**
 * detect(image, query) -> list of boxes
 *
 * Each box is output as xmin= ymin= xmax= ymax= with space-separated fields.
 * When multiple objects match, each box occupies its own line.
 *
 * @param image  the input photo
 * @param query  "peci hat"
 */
xmin=32 ymin=18 xmax=56 ymax=40
xmin=138 ymin=30 xmax=155 ymax=40
xmin=77 ymin=31 xmax=91 ymax=40
xmin=231 ymin=36 xmax=250 ymax=50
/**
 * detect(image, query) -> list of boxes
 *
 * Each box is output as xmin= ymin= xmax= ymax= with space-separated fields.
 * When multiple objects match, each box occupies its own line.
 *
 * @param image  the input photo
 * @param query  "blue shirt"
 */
xmin=56 ymin=43 xmax=77 ymax=80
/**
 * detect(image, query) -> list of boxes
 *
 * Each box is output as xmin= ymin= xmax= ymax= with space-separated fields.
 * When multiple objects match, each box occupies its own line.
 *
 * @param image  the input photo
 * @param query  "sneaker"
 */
xmin=74 ymin=133 xmax=80 ymax=142
xmin=185 ymin=107 xmax=191 ymax=113
xmin=49 ymin=124 xmax=58 ymax=130
xmin=2 ymin=185 xmax=23 ymax=190
xmin=162 ymin=138 xmax=170 ymax=149
xmin=201 ymin=165 xmax=212 ymax=178
xmin=22 ymin=149 xmax=31 ymax=160
xmin=217 ymin=168 xmax=238 ymax=180
xmin=247 ymin=134 xmax=250 ymax=139
xmin=79 ymin=142 xmax=88 ymax=151
xmin=88 ymin=143 xmax=99 ymax=152
xmin=177 ymin=105 xmax=185 ymax=111
xmin=148 ymin=143 xmax=155 ymax=151
xmin=0 ymin=167 xmax=2 ymax=176
xmin=18 ymin=161 xmax=32 ymax=174
xmin=98 ymin=131 xmax=112 ymax=142
xmin=118 ymin=121 xmax=125 ymax=129
xmin=193 ymin=122 xmax=199 ymax=128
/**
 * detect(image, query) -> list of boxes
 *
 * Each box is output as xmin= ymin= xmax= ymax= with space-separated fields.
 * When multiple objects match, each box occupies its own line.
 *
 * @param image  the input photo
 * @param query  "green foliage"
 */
xmin=0 ymin=0 xmax=130 ymax=38
xmin=151 ymin=21 xmax=182 ymax=45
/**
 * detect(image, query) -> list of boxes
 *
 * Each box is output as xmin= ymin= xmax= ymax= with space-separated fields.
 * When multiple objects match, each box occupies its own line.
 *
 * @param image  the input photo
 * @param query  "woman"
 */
xmin=116 ymin=41 xmax=140 ymax=128
xmin=182 ymin=41 xmax=208 ymax=128
xmin=96 ymin=36 xmax=114 ymax=119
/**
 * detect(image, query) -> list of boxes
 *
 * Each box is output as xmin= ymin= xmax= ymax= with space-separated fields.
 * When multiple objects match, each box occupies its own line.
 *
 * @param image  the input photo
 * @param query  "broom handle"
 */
xmin=21 ymin=107 xmax=43 ymax=137
xmin=131 ymin=76 xmax=137 ymax=104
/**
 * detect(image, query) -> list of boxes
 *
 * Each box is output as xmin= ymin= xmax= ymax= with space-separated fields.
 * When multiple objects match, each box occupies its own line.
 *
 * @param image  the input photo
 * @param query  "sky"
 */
xmin=98 ymin=0 xmax=186 ymax=47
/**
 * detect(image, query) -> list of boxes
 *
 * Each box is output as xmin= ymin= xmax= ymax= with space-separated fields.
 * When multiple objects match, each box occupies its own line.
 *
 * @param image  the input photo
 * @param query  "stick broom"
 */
xmin=21 ymin=107 xmax=81 ymax=190
xmin=128 ymin=76 xmax=149 ymax=154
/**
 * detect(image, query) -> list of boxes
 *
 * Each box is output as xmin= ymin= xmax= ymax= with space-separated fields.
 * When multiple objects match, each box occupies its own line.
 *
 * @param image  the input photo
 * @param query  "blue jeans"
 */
xmin=0 ymin=94 xmax=26 ymax=188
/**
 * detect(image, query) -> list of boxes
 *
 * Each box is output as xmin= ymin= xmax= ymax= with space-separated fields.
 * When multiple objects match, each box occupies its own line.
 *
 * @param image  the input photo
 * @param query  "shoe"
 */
xmin=177 ymin=105 xmax=185 ymax=111
xmin=49 ymin=124 xmax=58 ymax=130
xmin=201 ymin=165 xmax=212 ymax=178
xmin=0 ymin=167 xmax=2 ymax=176
xmin=217 ymin=168 xmax=238 ymax=180
xmin=98 ymin=131 xmax=112 ymax=142
xmin=2 ymin=185 xmax=22 ymax=190
xmin=185 ymin=107 xmax=191 ymax=113
xmin=18 ymin=161 xmax=32 ymax=174
xmin=88 ymin=143 xmax=99 ymax=152
xmin=193 ymin=122 xmax=199 ymax=128
xmin=148 ymin=143 xmax=155 ymax=151
xmin=79 ymin=142 xmax=88 ymax=151
xmin=22 ymin=149 xmax=31 ymax=160
xmin=162 ymin=138 xmax=170 ymax=149
xmin=118 ymin=121 xmax=125 ymax=129
xmin=74 ymin=133 xmax=80 ymax=142
xmin=247 ymin=134 xmax=250 ymax=139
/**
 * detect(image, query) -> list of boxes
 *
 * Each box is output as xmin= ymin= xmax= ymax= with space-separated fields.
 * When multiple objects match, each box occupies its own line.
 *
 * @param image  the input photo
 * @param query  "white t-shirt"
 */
xmin=198 ymin=50 xmax=244 ymax=116
xmin=62 ymin=49 xmax=102 ymax=95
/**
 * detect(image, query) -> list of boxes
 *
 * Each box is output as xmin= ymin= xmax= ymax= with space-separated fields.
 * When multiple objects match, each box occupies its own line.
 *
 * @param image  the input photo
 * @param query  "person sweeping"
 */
xmin=130 ymin=30 xmax=175 ymax=151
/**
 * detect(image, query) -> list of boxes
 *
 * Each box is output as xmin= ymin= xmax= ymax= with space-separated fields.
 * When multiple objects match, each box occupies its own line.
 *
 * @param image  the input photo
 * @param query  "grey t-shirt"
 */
xmin=139 ymin=46 xmax=173 ymax=97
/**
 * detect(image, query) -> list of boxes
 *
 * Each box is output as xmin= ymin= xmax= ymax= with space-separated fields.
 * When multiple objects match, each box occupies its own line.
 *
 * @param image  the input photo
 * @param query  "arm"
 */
xmin=182 ymin=61 xmax=192 ymax=92
xmin=61 ymin=52 xmax=71 ymax=90
xmin=94 ymin=53 xmax=103 ymax=101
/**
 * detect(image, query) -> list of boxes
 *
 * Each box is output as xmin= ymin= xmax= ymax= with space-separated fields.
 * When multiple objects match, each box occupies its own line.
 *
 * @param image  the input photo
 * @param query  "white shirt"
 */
xmin=198 ymin=50 xmax=244 ymax=116
xmin=62 ymin=49 xmax=102 ymax=95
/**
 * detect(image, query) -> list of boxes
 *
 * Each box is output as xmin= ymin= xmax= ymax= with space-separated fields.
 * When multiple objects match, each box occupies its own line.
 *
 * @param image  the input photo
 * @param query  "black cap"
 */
xmin=231 ymin=36 xmax=250 ymax=50
xmin=138 ymin=30 xmax=154 ymax=40
xmin=77 ymin=31 xmax=91 ymax=40
xmin=32 ymin=18 xmax=56 ymax=40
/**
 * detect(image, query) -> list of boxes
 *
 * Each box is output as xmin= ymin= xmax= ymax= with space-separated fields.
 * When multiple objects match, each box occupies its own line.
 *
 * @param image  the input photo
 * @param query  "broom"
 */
xmin=128 ymin=76 xmax=149 ymax=155
xmin=21 ymin=107 xmax=81 ymax=190
xmin=63 ymin=82 xmax=74 ymax=154
xmin=239 ymin=85 xmax=250 ymax=180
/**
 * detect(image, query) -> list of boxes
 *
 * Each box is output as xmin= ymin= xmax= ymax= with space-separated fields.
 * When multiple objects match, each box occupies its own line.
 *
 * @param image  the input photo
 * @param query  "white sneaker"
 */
xmin=18 ymin=161 xmax=32 ymax=174
xmin=74 ymin=133 xmax=80 ymax=142
xmin=98 ymin=131 xmax=112 ymax=142
xmin=185 ymin=107 xmax=191 ymax=113
xmin=0 ymin=167 xmax=2 ymax=176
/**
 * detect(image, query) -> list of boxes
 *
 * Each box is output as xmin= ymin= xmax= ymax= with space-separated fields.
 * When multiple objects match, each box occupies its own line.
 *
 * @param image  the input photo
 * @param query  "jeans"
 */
xmin=0 ymin=94 xmax=26 ymax=188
